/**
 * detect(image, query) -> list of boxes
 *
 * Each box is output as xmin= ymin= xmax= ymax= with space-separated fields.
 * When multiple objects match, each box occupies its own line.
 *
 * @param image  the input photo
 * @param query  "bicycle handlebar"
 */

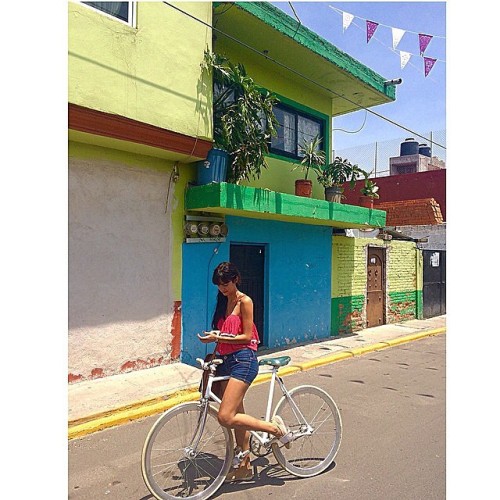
xmin=196 ymin=357 xmax=224 ymax=370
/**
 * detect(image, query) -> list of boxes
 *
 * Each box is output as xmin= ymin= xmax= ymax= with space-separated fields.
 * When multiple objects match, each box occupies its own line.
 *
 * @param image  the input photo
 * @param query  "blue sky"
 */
xmin=271 ymin=2 xmax=446 ymax=152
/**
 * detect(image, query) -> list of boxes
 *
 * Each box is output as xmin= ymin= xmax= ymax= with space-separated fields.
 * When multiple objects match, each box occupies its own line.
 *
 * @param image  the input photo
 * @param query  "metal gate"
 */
xmin=366 ymin=247 xmax=386 ymax=328
xmin=230 ymin=244 xmax=266 ymax=347
xmin=423 ymin=250 xmax=446 ymax=318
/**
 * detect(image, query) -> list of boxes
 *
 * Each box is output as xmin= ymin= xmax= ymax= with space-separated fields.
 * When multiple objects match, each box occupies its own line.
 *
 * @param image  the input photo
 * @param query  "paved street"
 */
xmin=68 ymin=334 xmax=445 ymax=499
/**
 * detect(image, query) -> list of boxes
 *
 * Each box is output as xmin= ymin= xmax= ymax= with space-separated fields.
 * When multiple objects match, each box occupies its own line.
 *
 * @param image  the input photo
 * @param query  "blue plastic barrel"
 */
xmin=197 ymin=148 xmax=229 ymax=185
xmin=400 ymin=138 xmax=419 ymax=156
xmin=419 ymin=143 xmax=431 ymax=157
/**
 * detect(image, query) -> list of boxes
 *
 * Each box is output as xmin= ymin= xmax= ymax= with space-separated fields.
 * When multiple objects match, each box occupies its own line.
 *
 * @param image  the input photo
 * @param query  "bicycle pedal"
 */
xmin=279 ymin=432 xmax=293 ymax=449
xmin=232 ymin=449 xmax=250 ymax=468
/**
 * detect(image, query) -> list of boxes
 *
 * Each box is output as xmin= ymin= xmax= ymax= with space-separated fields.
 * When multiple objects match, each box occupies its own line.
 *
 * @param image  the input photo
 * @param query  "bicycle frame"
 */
xmin=196 ymin=358 xmax=312 ymax=451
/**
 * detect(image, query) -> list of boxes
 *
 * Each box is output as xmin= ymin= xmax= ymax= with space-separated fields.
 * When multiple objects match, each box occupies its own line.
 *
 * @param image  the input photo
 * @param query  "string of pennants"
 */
xmin=329 ymin=6 xmax=445 ymax=77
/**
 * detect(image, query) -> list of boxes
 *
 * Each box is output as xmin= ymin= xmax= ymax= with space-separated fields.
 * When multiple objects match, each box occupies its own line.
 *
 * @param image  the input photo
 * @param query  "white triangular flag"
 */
xmin=343 ymin=11 xmax=354 ymax=32
xmin=392 ymin=27 xmax=406 ymax=50
xmin=400 ymin=51 xmax=411 ymax=69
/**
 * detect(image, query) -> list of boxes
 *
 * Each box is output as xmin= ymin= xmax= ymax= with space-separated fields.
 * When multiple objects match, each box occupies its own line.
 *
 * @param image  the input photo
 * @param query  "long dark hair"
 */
xmin=211 ymin=262 xmax=241 ymax=329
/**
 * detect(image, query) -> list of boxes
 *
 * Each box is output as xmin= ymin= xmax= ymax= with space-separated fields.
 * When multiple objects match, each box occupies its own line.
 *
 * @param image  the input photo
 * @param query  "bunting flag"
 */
xmin=329 ymin=6 xmax=444 ymax=78
xmin=342 ymin=11 xmax=354 ymax=32
xmin=366 ymin=20 xmax=379 ymax=43
xmin=391 ymin=27 xmax=406 ymax=50
xmin=424 ymin=56 xmax=437 ymax=77
xmin=400 ymin=51 xmax=411 ymax=69
xmin=419 ymin=33 xmax=433 ymax=55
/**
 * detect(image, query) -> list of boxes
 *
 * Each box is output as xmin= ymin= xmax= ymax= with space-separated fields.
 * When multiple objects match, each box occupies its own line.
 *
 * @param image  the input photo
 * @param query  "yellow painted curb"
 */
xmin=68 ymin=327 xmax=445 ymax=440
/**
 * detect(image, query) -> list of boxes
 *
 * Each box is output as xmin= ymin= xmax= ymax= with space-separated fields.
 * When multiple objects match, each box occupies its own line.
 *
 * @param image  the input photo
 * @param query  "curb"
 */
xmin=68 ymin=327 xmax=445 ymax=440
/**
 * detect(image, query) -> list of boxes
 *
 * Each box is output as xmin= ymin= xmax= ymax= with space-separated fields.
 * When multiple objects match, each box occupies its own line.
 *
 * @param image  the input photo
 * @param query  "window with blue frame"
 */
xmin=270 ymin=102 xmax=325 ymax=160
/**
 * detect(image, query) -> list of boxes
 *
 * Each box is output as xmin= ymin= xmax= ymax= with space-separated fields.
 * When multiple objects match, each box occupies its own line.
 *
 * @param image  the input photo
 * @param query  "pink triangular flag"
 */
xmin=419 ymin=33 xmax=433 ymax=55
xmin=424 ymin=56 xmax=437 ymax=77
xmin=366 ymin=20 xmax=379 ymax=43
xmin=400 ymin=51 xmax=411 ymax=69
xmin=343 ymin=11 xmax=354 ymax=32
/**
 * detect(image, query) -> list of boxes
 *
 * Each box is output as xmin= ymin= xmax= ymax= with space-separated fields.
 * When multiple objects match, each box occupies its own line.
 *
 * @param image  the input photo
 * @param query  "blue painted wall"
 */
xmin=181 ymin=216 xmax=332 ymax=366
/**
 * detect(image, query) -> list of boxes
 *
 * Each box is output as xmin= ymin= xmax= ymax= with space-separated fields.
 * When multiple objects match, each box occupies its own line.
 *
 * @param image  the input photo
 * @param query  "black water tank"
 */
xmin=400 ymin=137 xmax=419 ymax=156
xmin=419 ymin=143 xmax=431 ymax=157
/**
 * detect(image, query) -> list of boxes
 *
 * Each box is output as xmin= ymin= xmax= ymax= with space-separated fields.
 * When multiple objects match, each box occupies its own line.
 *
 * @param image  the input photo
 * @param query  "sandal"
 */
xmin=270 ymin=415 xmax=292 ymax=449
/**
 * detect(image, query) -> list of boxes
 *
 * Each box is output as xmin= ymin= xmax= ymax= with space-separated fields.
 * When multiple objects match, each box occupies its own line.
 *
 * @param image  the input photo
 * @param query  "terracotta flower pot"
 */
xmin=358 ymin=195 xmax=374 ymax=209
xmin=295 ymin=179 xmax=313 ymax=197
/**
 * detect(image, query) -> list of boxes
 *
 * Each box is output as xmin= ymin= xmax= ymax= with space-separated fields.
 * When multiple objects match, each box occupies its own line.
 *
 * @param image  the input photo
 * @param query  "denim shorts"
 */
xmin=215 ymin=349 xmax=258 ymax=385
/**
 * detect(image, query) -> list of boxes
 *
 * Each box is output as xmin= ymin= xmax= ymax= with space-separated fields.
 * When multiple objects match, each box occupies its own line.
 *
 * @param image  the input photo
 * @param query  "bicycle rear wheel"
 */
xmin=142 ymin=402 xmax=233 ymax=500
xmin=271 ymin=385 xmax=342 ymax=478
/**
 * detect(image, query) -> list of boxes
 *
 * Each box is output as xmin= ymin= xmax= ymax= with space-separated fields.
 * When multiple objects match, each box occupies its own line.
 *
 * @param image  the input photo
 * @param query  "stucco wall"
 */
xmin=68 ymin=157 xmax=177 ymax=381
xmin=68 ymin=1 xmax=212 ymax=139
xmin=181 ymin=216 xmax=332 ymax=366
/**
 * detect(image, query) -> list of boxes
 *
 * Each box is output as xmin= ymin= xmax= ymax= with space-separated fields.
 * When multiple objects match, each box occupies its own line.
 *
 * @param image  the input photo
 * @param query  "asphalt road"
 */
xmin=68 ymin=334 xmax=445 ymax=499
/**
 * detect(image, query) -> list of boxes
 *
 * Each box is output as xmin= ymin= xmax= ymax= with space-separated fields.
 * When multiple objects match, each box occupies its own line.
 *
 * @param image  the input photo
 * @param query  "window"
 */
xmin=270 ymin=103 xmax=325 ymax=160
xmin=81 ymin=2 xmax=136 ymax=26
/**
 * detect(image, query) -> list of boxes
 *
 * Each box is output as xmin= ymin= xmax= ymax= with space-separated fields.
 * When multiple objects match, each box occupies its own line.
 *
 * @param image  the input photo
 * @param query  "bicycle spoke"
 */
xmin=142 ymin=402 xmax=232 ymax=499
xmin=272 ymin=386 xmax=342 ymax=478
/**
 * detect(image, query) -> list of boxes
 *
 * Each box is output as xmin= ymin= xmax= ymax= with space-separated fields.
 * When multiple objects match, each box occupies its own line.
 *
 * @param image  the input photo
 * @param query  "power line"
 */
xmin=162 ymin=2 xmax=445 ymax=150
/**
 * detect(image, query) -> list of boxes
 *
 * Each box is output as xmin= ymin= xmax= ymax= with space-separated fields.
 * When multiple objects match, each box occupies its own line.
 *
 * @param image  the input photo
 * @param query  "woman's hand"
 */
xmin=197 ymin=331 xmax=218 ymax=343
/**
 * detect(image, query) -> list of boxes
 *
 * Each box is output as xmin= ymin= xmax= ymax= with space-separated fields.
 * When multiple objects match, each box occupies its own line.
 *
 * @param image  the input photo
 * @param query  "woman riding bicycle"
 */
xmin=197 ymin=261 xmax=289 ymax=482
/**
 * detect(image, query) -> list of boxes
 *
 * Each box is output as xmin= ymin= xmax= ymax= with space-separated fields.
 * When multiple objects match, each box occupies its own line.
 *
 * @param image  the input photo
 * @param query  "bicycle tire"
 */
xmin=271 ymin=385 xmax=342 ymax=478
xmin=142 ymin=401 xmax=233 ymax=500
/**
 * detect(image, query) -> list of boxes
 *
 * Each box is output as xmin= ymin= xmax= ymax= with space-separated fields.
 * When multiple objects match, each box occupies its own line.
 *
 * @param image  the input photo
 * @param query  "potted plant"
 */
xmin=292 ymin=135 xmax=326 ymax=197
xmin=316 ymin=156 xmax=364 ymax=203
xmin=359 ymin=176 xmax=380 ymax=209
xmin=200 ymin=51 xmax=278 ymax=184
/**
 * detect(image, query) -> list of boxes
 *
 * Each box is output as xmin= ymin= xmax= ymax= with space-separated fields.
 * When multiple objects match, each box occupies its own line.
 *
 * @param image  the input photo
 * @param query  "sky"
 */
xmin=271 ymin=1 xmax=446 ymax=154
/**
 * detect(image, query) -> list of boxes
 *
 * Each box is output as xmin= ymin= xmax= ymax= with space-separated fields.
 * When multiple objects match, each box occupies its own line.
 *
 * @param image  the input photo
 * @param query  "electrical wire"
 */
xmin=162 ymin=2 xmax=445 ymax=150
xmin=333 ymin=110 xmax=368 ymax=134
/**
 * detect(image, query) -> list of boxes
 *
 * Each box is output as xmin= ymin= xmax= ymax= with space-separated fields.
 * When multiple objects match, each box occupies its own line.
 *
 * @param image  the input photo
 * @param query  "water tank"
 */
xmin=419 ymin=143 xmax=431 ymax=157
xmin=400 ymin=137 xmax=419 ymax=156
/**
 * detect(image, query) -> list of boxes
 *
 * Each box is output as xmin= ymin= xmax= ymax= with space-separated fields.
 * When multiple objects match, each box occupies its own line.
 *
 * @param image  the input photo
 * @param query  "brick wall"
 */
xmin=331 ymin=236 xmax=422 ymax=334
xmin=376 ymin=198 xmax=443 ymax=226
xmin=341 ymin=169 xmax=446 ymax=220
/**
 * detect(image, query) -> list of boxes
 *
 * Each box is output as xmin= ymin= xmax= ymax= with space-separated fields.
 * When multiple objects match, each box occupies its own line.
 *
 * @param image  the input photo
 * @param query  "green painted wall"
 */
xmin=68 ymin=2 xmax=212 ymax=140
xmin=331 ymin=236 xmax=423 ymax=334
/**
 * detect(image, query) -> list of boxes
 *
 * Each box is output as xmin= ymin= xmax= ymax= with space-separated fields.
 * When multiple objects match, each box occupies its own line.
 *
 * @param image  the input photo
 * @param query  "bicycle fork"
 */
xmin=183 ymin=399 xmax=210 ymax=458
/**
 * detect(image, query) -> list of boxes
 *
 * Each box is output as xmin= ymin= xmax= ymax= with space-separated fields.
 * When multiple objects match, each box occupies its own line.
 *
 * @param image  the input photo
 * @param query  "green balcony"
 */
xmin=185 ymin=183 xmax=386 ymax=229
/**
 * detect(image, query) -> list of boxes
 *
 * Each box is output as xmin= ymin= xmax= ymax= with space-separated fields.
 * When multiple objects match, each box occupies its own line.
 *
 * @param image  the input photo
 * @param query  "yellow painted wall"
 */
xmin=68 ymin=1 xmax=212 ymax=140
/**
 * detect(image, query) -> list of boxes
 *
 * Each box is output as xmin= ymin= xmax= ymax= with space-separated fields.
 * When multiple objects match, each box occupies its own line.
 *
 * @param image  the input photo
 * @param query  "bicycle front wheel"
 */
xmin=142 ymin=402 xmax=233 ymax=500
xmin=271 ymin=385 xmax=342 ymax=478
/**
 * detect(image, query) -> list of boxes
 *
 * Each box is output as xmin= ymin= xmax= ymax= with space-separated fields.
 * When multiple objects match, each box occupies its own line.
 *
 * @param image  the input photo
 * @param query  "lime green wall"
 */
xmin=68 ymin=140 xmax=193 ymax=300
xmin=331 ymin=236 xmax=423 ymax=334
xmin=215 ymin=37 xmax=332 ymax=198
xmin=68 ymin=2 xmax=212 ymax=140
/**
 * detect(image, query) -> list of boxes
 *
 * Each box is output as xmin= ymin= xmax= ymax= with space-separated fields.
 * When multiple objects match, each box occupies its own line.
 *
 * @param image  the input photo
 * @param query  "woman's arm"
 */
xmin=197 ymin=296 xmax=254 ymax=344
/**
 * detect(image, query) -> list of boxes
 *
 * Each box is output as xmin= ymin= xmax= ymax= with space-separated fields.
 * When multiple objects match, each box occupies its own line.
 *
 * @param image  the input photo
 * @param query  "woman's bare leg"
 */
xmin=217 ymin=378 xmax=284 ymax=436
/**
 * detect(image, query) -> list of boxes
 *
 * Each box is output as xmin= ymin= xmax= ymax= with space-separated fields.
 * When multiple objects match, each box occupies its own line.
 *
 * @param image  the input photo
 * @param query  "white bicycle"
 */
xmin=142 ymin=355 xmax=342 ymax=500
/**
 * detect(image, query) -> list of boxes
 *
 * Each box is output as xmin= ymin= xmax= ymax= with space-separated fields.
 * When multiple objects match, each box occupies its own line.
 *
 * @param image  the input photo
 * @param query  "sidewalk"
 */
xmin=68 ymin=315 xmax=446 ymax=439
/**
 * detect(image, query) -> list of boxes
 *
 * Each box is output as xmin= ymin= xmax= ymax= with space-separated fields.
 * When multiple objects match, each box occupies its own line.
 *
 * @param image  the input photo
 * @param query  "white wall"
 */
xmin=68 ymin=159 xmax=175 ymax=379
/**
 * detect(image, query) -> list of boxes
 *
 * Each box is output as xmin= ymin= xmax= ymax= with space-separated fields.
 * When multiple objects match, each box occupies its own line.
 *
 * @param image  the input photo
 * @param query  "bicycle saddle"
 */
xmin=258 ymin=356 xmax=291 ymax=367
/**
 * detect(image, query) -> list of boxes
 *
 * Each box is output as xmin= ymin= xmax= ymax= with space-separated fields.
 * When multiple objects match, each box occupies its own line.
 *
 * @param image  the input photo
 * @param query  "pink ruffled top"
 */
xmin=216 ymin=314 xmax=260 ymax=355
